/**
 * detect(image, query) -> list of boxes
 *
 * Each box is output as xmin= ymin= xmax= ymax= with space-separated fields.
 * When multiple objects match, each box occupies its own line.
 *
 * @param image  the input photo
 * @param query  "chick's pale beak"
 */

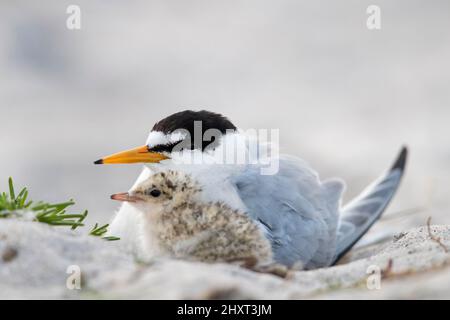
xmin=94 ymin=145 xmax=168 ymax=164
xmin=110 ymin=192 xmax=142 ymax=202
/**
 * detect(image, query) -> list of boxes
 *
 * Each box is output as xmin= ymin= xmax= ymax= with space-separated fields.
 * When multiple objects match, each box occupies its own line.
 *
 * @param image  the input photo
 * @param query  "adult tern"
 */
xmin=95 ymin=110 xmax=407 ymax=269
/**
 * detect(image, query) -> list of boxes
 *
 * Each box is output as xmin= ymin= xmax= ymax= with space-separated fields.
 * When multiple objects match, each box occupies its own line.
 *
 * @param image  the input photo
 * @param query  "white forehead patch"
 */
xmin=145 ymin=130 xmax=187 ymax=148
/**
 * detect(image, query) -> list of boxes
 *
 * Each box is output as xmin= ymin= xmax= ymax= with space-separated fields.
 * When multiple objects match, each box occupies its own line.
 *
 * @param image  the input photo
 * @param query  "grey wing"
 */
xmin=233 ymin=156 xmax=345 ymax=268
xmin=332 ymin=147 xmax=408 ymax=264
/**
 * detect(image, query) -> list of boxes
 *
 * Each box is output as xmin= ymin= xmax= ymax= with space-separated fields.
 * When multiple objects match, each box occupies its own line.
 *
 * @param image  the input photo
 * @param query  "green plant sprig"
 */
xmin=0 ymin=177 xmax=86 ymax=227
xmin=90 ymin=223 xmax=120 ymax=241
xmin=0 ymin=177 xmax=119 ymax=241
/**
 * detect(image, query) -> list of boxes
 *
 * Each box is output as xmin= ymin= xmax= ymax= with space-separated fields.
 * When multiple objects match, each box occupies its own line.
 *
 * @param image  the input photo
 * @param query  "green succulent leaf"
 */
xmin=0 ymin=178 xmax=119 ymax=241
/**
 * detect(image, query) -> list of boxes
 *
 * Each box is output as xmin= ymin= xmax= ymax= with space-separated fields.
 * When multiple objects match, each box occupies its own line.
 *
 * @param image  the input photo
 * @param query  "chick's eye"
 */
xmin=148 ymin=189 xmax=161 ymax=197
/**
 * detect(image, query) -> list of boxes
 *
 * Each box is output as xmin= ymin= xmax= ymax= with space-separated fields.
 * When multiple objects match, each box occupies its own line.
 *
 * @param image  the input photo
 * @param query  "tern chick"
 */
xmin=111 ymin=170 xmax=276 ymax=270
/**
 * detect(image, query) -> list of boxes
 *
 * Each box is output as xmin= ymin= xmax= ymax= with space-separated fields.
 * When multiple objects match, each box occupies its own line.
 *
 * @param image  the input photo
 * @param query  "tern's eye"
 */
xmin=146 ymin=188 xmax=161 ymax=197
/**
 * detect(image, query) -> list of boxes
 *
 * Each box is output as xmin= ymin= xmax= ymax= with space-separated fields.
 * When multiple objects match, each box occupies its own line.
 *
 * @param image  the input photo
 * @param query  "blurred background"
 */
xmin=0 ymin=1 xmax=449 ymax=241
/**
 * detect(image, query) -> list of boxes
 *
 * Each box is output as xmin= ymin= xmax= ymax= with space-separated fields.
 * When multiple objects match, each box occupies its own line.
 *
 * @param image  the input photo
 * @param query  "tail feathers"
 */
xmin=332 ymin=146 xmax=408 ymax=265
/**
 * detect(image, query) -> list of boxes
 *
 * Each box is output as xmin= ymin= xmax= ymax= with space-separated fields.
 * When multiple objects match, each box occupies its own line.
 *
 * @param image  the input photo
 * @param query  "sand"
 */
xmin=1 ymin=219 xmax=449 ymax=299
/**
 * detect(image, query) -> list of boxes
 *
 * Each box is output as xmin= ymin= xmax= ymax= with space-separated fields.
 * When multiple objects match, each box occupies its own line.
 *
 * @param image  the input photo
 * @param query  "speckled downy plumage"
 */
xmin=127 ymin=170 xmax=273 ymax=266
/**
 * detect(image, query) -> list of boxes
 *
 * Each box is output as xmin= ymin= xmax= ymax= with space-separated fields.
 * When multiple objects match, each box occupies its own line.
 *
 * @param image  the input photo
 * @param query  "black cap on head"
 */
xmin=151 ymin=110 xmax=237 ymax=151
xmin=152 ymin=110 xmax=236 ymax=134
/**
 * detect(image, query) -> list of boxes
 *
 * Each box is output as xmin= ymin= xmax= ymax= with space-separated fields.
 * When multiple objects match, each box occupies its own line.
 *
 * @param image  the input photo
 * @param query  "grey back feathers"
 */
xmin=233 ymin=148 xmax=407 ymax=269
xmin=233 ymin=155 xmax=346 ymax=269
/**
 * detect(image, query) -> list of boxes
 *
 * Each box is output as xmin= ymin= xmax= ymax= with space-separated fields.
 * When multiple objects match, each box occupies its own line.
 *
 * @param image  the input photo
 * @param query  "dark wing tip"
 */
xmin=94 ymin=159 xmax=103 ymax=165
xmin=391 ymin=146 xmax=408 ymax=171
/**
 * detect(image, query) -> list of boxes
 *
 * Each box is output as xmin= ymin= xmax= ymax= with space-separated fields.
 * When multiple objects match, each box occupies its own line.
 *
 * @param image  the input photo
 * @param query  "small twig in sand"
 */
xmin=381 ymin=258 xmax=394 ymax=278
xmin=426 ymin=217 xmax=448 ymax=253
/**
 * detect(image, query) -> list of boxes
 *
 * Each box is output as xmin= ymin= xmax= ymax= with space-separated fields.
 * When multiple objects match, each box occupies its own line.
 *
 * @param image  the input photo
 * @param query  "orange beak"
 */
xmin=94 ymin=145 xmax=168 ymax=165
xmin=110 ymin=192 xmax=142 ymax=202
